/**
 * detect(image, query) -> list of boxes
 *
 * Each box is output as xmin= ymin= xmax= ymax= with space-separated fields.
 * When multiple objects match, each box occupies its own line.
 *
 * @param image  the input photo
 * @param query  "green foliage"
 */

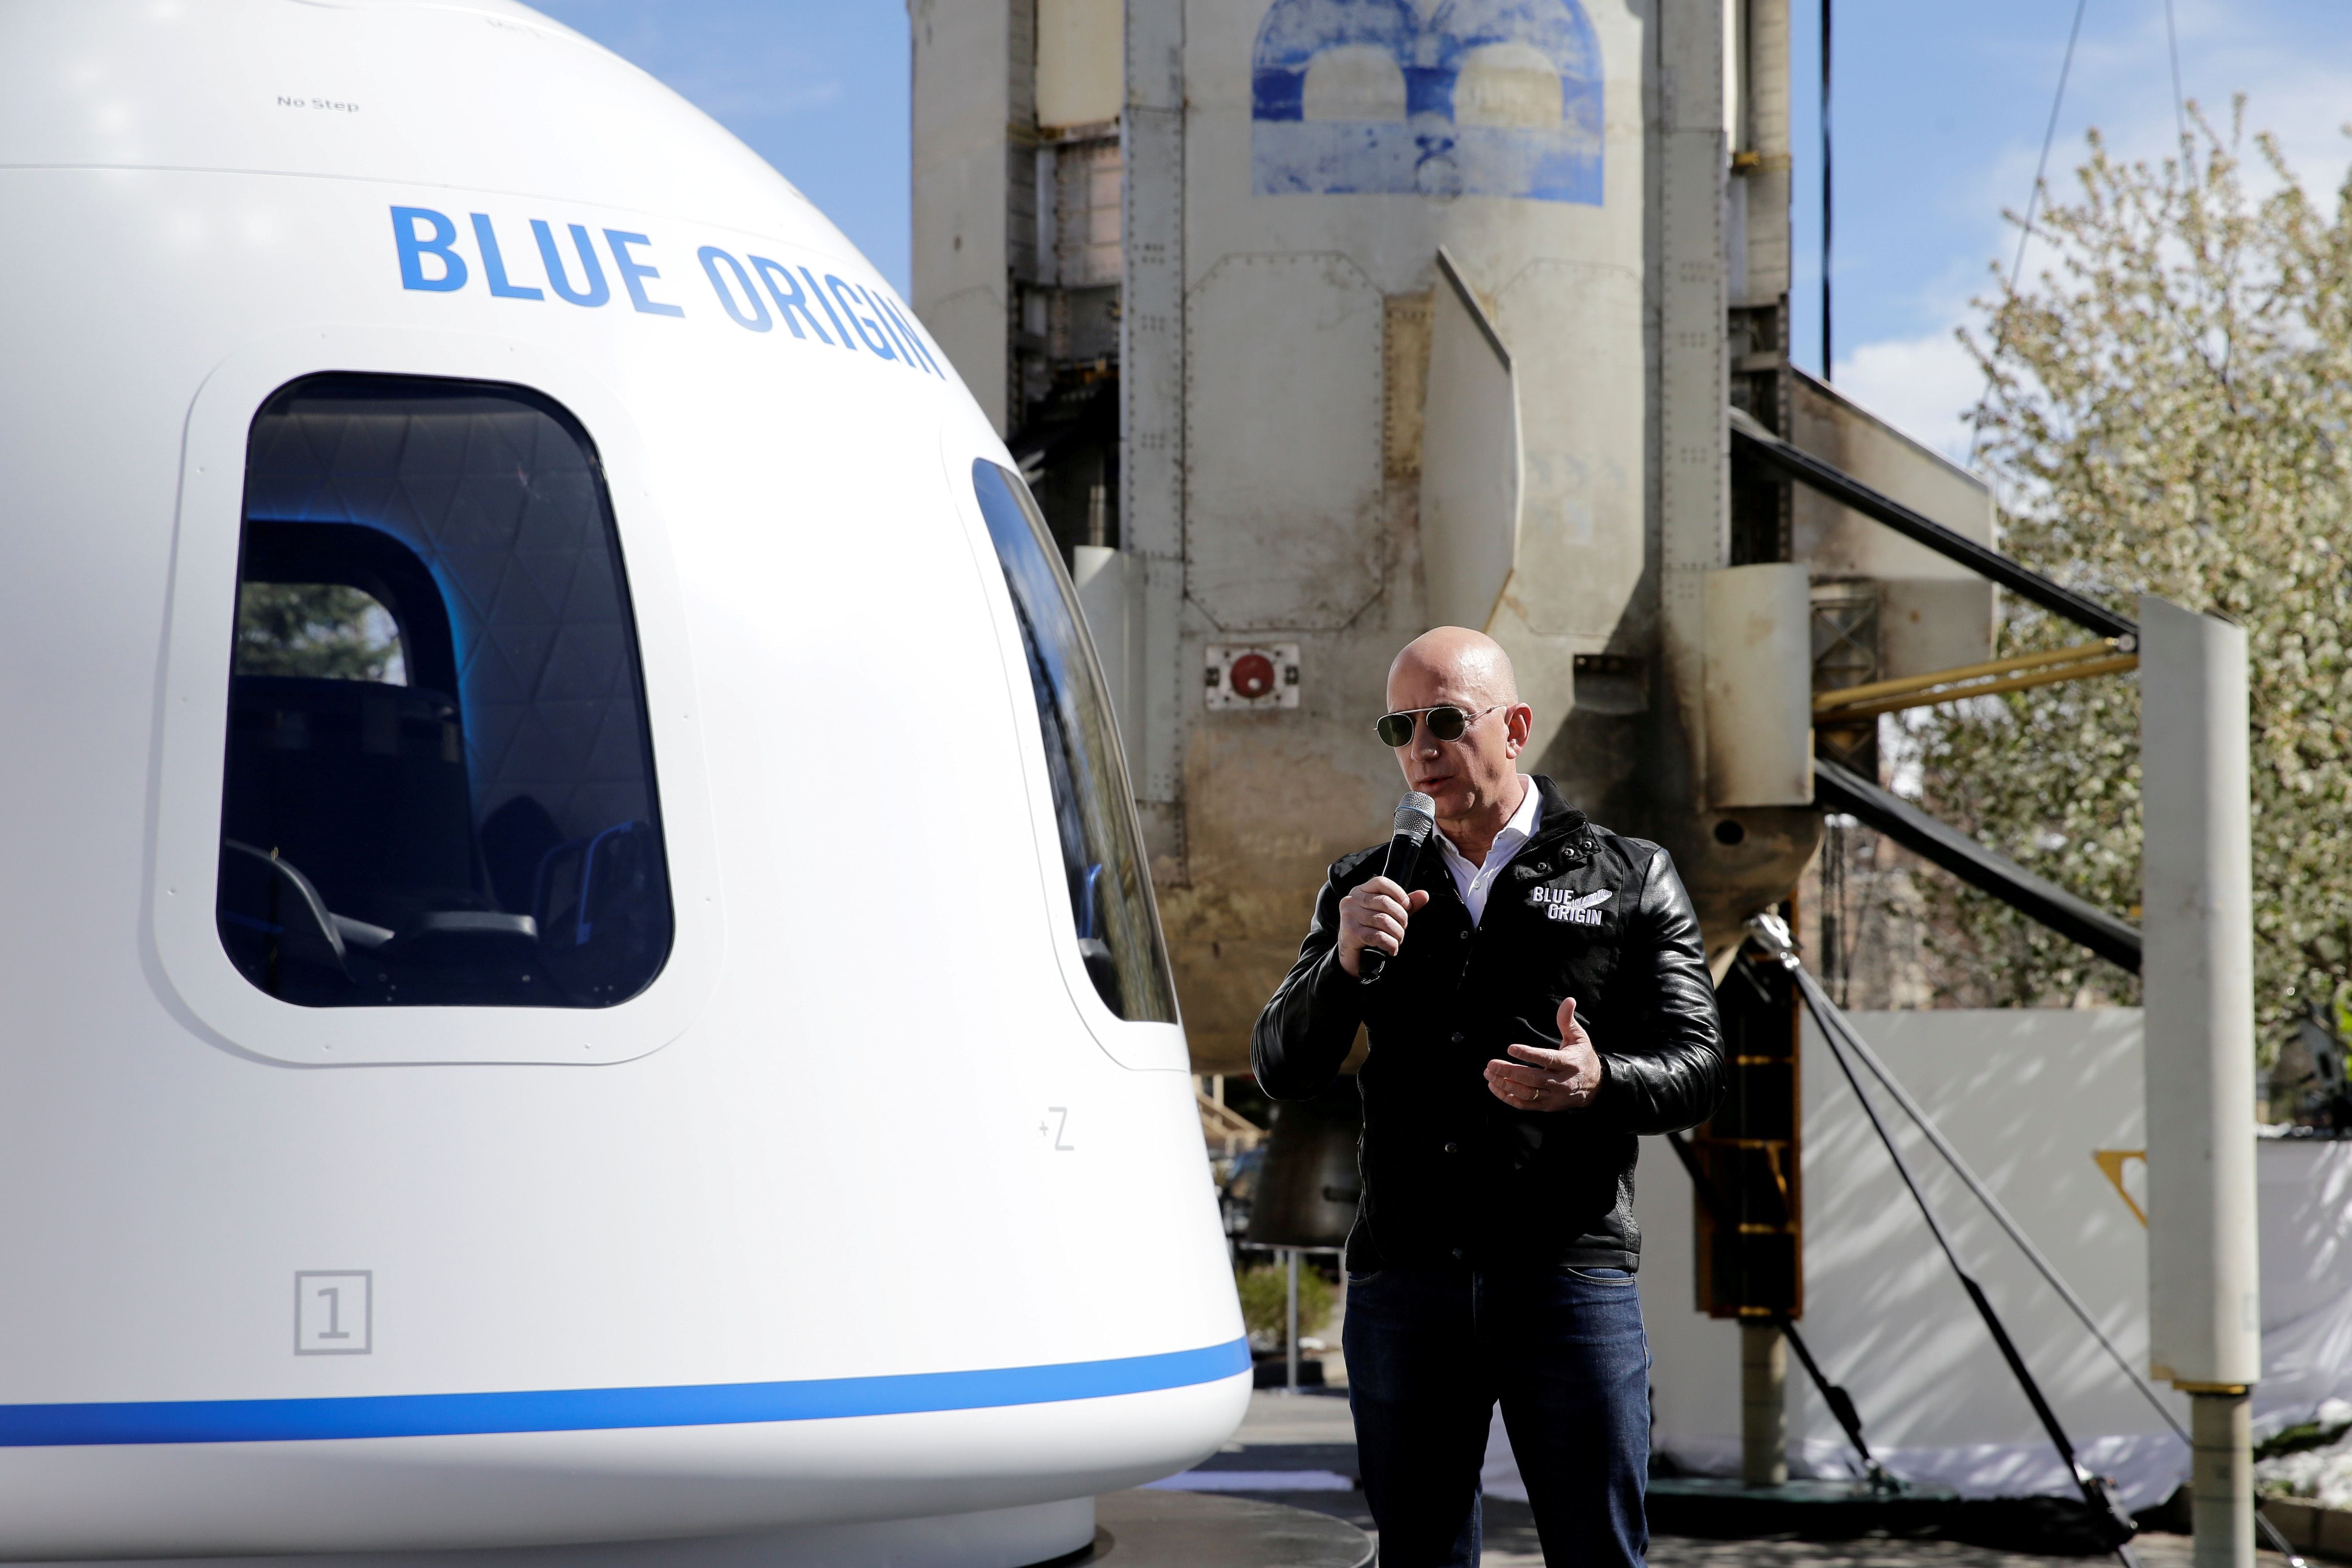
xmin=235 ymin=583 xmax=401 ymax=683
xmin=2255 ymin=1410 xmax=2352 ymax=1463
xmin=1235 ymin=1263 xmax=1333 ymax=1347
xmin=1916 ymin=100 xmax=2352 ymax=1051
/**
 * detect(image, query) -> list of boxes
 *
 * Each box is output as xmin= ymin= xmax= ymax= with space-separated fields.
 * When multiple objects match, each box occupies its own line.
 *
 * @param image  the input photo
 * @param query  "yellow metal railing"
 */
xmin=1814 ymin=640 xmax=2138 ymax=724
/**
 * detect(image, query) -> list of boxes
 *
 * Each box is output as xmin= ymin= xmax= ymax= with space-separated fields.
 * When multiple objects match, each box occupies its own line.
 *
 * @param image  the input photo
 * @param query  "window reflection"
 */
xmin=972 ymin=460 xmax=1176 ymax=1023
xmin=235 ymin=582 xmax=406 ymax=684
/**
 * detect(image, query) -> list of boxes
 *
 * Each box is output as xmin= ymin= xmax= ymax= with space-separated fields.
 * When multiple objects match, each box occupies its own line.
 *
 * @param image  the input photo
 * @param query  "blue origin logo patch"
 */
xmin=1533 ymin=887 xmax=1610 ymax=925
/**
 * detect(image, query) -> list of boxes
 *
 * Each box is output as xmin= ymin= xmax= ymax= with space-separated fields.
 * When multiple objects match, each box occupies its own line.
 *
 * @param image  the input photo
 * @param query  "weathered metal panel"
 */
xmin=1186 ymin=253 xmax=1387 ymax=632
xmin=1038 ymin=0 xmax=1123 ymax=130
xmin=910 ymin=0 xmax=1014 ymax=433
xmin=1121 ymin=0 xmax=1187 ymax=823
xmin=1790 ymin=369 xmax=1997 ymax=681
xmin=1657 ymin=0 xmax=1729 ymax=803
xmin=1420 ymin=249 xmax=1522 ymax=634
xmin=1703 ymin=564 xmax=1812 ymax=808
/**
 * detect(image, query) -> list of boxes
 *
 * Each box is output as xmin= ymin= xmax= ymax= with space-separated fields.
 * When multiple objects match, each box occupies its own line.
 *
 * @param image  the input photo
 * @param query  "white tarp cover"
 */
xmin=1480 ymin=1009 xmax=2352 ymax=1510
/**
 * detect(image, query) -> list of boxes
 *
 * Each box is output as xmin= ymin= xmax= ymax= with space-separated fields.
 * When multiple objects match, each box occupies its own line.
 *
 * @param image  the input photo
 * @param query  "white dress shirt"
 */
xmin=1436 ymin=775 xmax=1542 ymax=926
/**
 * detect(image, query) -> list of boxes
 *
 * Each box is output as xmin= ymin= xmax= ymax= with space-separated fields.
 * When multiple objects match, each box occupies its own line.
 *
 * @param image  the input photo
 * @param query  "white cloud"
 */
xmin=1831 ymin=328 xmax=1985 ymax=470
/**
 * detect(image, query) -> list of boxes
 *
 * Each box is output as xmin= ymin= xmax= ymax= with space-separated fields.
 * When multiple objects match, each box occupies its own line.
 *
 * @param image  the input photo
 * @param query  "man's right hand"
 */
xmin=1338 ymin=876 xmax=1431 ymax=977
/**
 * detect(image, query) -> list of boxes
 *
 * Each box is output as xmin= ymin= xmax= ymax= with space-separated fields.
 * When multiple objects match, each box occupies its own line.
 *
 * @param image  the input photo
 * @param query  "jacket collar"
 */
xmin=1408 ymin=776 xmax=1592 ymax=902
xmin=1495 ymin=776 xmax=1592 ymax=877
xmin=1526 ymin=775 xmax=1589 ymax=846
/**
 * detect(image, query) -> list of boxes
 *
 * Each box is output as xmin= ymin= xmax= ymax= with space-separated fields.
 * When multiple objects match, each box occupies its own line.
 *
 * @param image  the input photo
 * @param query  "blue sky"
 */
xmin=536 ymin=0 xmax=2352 ymax=461
xmin=1787 ymin=0 xmax=2352 ymax=457
xmin=530 ymin=0 xmax=913 ymax=293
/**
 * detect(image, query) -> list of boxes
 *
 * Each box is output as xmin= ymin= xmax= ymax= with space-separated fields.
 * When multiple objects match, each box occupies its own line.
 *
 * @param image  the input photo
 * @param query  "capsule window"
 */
xmin=216 ymin=375 xmax=672 ymax=1008
xmin=972 ymin=459 xmax=1177 ymax=1023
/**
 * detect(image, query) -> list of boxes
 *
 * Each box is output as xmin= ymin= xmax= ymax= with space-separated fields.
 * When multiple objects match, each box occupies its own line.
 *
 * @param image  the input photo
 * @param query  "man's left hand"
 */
xmin=1483 ymin=997 xmax=1604 ymax=1112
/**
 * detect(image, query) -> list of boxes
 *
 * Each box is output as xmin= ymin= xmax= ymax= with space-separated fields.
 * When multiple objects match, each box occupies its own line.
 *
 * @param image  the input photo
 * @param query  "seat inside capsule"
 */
xmin=217 ymin=375 xmax=672 ymax=1010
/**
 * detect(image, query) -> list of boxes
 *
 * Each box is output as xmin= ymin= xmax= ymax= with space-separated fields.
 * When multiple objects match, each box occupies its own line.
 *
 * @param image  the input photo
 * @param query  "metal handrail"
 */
xmin=1816 ymin=651 xmax=2140 ymax=723
xmin=1816 ymin=640 xmax=2129 ymax=710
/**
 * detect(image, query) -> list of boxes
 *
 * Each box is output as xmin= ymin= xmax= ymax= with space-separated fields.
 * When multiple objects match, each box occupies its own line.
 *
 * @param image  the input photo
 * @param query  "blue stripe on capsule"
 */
xmin=0 ymin=1339 xmax=1251 ymax=1447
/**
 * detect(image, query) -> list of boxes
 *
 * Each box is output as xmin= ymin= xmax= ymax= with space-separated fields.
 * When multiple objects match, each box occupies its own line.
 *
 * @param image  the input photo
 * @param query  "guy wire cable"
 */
xmin=1970 ymin=0 xmax=2091 ymax=468
xmin=2162 ymin=0 xmax=2188 ymax=158
xmin=1747 ymin=915 xmax=2141 ymax=1564
xmin=1819 ymin=982 xmax=2161 ymax=1420
xmin=1820 ymin=999 xmax=2141 ymax=1563
xmin=1775 ymin=1305 xmax=1887 ymax=1491
xmin=1751 ymin=926 xmax=2311 ymax=1568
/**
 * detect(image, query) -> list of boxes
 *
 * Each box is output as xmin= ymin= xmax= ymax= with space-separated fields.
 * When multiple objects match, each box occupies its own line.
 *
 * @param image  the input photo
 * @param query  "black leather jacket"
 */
xmin=1251 ymin=776 xmax=1724 ymax=1273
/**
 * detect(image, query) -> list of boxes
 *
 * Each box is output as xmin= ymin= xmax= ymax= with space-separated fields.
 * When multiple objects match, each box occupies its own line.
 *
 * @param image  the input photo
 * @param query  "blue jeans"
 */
xmin=1343 ymin=1262 xmax=1651 ymax=1568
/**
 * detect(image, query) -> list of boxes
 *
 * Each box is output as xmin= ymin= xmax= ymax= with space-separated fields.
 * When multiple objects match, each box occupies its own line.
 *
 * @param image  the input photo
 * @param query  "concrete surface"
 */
xmin=1181 ymin=1390 xmax=2297 ymax=1568
xmin=1093 ymin=1490 xmax=1370 ymax=1568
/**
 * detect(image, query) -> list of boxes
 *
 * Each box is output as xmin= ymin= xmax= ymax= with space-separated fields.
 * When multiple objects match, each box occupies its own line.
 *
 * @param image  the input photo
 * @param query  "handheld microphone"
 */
xmin=1358 ymin=791 xmax=1436 ymax=983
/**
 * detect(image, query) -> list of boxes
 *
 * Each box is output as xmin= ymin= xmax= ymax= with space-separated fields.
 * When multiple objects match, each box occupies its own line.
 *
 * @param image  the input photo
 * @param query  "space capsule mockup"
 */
xmin=0 ymin=2 xmax=1244 ymax=1561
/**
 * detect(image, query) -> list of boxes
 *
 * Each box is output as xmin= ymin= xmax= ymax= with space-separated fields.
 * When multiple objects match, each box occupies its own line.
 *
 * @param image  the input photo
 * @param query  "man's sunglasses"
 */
xmin=1375 ymin=703 xmax=1504 ymax=747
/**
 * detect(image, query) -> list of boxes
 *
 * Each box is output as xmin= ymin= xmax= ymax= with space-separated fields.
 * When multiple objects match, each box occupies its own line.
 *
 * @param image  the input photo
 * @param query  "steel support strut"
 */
xmin=2139 ymin=598 xmax=2264 ymax=1568
xmin=1812 ymin=758 xmax=2141 ymax=973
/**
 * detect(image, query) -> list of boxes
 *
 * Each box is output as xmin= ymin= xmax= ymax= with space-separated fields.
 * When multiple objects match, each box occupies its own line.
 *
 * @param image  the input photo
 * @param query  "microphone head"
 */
xmin=1393 ymin=791 xmax=1436 ymax=843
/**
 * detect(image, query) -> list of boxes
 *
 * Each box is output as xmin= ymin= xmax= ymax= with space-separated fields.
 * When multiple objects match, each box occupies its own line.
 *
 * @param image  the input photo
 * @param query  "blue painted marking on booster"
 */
xmin=0 ymin=1339 xmax=1251 ymax=1447
xmin=1250 ymin=0 xmax=1603 ymax=204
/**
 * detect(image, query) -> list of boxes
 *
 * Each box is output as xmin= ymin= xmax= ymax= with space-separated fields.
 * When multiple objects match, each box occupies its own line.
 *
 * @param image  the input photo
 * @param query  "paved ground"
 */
xmin=1639 ymin=1538 xmax=2288 ymax=1568
xmin=1176 ymin=1393 xmax=2289 ymax=1568
xmin=1217 ymin=1390 xmax=1356 ymax=1449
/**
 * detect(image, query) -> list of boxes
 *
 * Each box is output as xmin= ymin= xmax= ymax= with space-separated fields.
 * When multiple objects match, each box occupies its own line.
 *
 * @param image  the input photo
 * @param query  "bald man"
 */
xmin=1253 ymin=628 xmax=1723 ymax=1568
